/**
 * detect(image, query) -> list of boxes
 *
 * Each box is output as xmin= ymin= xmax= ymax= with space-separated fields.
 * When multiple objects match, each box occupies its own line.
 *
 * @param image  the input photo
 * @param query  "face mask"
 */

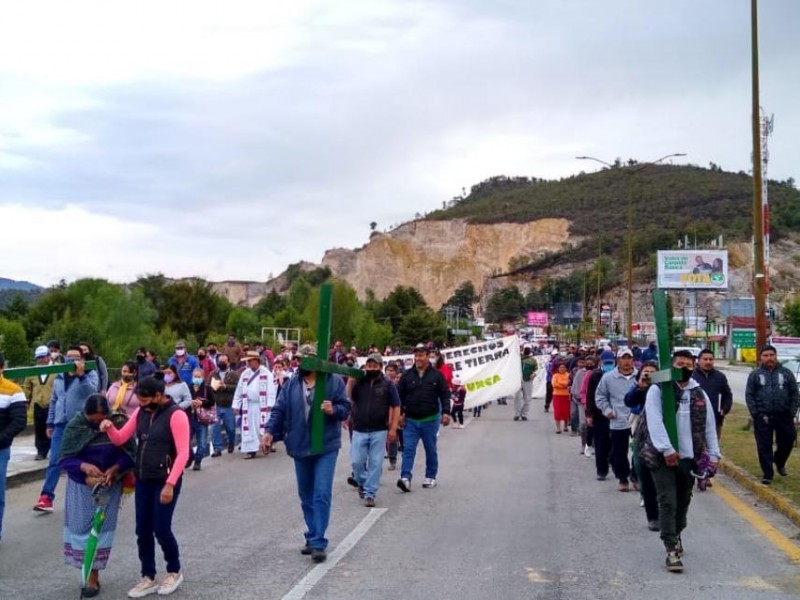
xmin=602 ymin=363 xmax=614 ymax=373
xmin=227 ymin=340 xmax=235 ymax=346
xmin=136 ymin=354 xmax=145 ymax=362
xmin=82 ymin=351 xmax=93 ymax=361
xmin=175 ymin=349 xmax=186 ymax=357
xmin=298 ymin=368 xmax=311 ymax=378
xmin=677 ymin=367 xmax=693 ymax=383
xmin=365 ymin=370 xmax=381 ymax=379
xmin=218 ymin=363 xmax=229 ymax=371
xmin=192 ymin=377 xmax=204 ymax=386
xmin=198 ymin=354 xmax=206 ymax=360
xmin=163 ymin=373 xmax=175 ymax=384
xmin=208 ymin=348 xmax=217 ymax=355
xmin=50 ymin=351 xmax=59 ymax=360
xmin=141 ymin=402 xmax=157 ymax=412
xmin=122 ymin=374 xmax=135 ymax=383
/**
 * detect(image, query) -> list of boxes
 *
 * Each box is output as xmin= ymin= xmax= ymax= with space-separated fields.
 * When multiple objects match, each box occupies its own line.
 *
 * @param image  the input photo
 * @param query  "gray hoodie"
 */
xmin=644 ymin=379 xmax=721 ymax=461
xmin=595 ymin=367 xmax=637 ymax=430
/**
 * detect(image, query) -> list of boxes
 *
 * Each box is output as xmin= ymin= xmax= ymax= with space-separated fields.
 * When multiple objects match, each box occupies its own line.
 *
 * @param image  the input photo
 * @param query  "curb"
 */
xmin=719 ymin=460 xmax=800 ymax=529
xmin=6 ymin=465 xmax=48 ymax=489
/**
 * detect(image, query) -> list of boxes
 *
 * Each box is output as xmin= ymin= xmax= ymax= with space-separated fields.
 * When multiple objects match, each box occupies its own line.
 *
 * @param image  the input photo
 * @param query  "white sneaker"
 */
xmin=584 ymin=445 xmax=592 ymax=457
xmin=157 ymin=572 xmax=183 ymax=596
xmin=422 ymin=478 xmax=437 ymax=488
xmin=128 ymin=577 xmax=159 ymax=598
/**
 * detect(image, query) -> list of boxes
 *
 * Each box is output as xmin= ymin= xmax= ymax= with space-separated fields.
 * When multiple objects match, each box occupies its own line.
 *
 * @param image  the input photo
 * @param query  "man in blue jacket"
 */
xmin=34 ymin=346 xmax=98 ymax=513
xmin=168 ymin=341 xmax=199 ymax=385
xmin=260 ymin=344 xmax=350 ymax=564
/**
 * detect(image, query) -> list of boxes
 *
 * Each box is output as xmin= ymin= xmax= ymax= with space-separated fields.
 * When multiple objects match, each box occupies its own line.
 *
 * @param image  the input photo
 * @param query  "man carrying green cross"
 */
xmin=259 ymin=343 xmax=351 ymax=564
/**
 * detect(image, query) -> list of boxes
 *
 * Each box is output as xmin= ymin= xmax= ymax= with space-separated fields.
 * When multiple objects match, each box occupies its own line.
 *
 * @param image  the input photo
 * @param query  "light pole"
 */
xmin=576 ymin=153 xmax=687 ymax=343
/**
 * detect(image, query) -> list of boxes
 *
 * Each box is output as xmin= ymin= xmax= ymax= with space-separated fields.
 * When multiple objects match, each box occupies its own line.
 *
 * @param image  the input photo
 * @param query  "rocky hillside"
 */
xmin=209 ymin=165 xmax=800 ymax=316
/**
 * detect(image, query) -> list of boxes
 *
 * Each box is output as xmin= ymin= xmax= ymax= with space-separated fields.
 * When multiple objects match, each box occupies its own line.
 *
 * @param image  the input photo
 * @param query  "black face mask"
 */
xmin=218 ymin=363 xmax=229 ymax=371
xmin=141 ymin=403 xmax=158 ymax=413
xmin=298 ymin=368 xmax=311 ymax=378
xmin=677 ymin=367 xmax=693 ymax=383
xmin=365 ymin=370 xmax=381 ymax=379
xmin=82 ymin=351 xmax=94 ymax=361
xmin=136 ymin=355 xmax=145 ymax=362
xmin=87 ymin=419 xmax=101 ymax=430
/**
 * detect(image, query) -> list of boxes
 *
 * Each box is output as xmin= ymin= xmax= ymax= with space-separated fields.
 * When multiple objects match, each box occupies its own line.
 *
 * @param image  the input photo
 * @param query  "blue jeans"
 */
xmin=189 ymin=417 xmax=208 ymax=463
xmin=294 ymin=450 xmax=338 ymax=550
xmin=0 ymin=447 xmax=9 ymax=540
xmin=135 ymin=478 xmax=182 ymax=578
xmin=401 ymin=417 xmax=440 ymax=481
xmin=212 ymin=406 xmax=236 ymax=451
xmin=41 ymin=423 xmax=65 ymax=500
xmin=350 ymin=430 xmax=388 ymax=499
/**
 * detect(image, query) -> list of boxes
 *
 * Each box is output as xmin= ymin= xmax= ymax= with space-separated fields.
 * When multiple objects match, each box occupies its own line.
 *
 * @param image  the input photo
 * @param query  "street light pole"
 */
xmin=751 ymin=0 xmax=768 ymax=351
xmin=576 ymin=153 xmax=687 ymax=344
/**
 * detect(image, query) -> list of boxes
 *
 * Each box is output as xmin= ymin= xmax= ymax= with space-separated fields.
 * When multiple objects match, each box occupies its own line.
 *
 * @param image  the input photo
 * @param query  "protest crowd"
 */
xmin=0 ymin=331 xmax=798 ymax=597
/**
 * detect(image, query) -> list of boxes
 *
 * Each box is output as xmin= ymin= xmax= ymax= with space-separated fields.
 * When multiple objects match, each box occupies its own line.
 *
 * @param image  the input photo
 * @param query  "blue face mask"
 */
xmin=65 ymin=357 xmax=76 ymax=364
xmin=602 ymin=363 xmax=614 ymax=373
xmin=192 ymin=377 xmax=204 ymax=386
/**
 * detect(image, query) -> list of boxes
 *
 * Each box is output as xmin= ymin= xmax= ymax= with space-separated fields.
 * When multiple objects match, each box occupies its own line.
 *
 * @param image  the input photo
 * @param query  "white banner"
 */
xmin=361 ymin=336 xmax=530 ymax=409
xmin=440 ymin=335 xmax=522 ymax=410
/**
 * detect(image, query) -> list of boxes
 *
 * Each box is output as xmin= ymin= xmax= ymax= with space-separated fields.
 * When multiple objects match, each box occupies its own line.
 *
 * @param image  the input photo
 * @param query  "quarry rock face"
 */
xmin=321 ymin=218 xmax=571 ymax=308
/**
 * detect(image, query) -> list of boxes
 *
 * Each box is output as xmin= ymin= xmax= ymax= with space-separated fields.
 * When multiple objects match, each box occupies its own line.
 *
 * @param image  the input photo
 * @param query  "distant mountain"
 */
xmin=0 ymin=278 xmax=43 ymax=292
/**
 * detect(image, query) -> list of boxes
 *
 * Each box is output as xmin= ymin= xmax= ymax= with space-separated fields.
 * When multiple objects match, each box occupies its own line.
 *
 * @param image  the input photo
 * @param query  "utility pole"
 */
xmin=751 ymin=0 xmax=768 ymax=351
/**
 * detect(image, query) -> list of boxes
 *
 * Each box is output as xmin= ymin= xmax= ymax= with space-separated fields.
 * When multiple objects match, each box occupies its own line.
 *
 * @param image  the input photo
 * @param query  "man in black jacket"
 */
xmin=348 ymin=354 xmax=400 ymax=507
xmin=396 ymin=344 xmax=452 ymax=492
xmin=0 ymin=353 xmax=30 ymax=542
xmin=693 ymin=349 xmax=733 ymax=440
xmin=745 ymin=345 xmax=800 ymax=485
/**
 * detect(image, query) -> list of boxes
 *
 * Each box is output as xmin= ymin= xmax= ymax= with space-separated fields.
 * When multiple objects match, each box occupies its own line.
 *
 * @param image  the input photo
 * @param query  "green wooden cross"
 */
xmin=647 ymin=289 xmax=680 ymax=450
xmin=2 ymin=361 xmax=98 ymax=380
xmin=299 ymin=283 xmax=362 ymax=454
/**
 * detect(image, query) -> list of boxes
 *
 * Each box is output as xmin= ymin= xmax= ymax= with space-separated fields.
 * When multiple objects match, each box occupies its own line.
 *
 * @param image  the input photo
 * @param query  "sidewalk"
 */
xmin=6 ymin=432 xmax=49 ymax=488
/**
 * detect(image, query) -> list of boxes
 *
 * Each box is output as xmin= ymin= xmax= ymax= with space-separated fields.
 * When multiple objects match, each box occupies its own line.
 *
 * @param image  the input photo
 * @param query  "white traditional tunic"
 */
xmin=232 ymin=365 xmax=277 ymax=453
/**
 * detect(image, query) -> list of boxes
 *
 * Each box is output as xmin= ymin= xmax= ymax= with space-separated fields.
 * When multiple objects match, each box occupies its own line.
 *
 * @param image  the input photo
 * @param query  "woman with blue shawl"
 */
xmin=59 ymin=394 xmax=136 ymax=597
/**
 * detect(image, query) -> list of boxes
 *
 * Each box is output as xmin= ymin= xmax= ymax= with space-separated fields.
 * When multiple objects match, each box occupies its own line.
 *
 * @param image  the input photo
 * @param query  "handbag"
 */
xmin=196 ymin=405 xmax=217 ymax=425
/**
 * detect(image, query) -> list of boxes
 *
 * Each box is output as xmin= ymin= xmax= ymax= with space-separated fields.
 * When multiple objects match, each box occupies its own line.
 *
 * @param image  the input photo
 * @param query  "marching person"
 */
xmin=259 ymin=343 xmax=351 ymax=563
xmin=100 ymin=376 xmax=190 ymax=597
xmin=210 ymin=354 xmax=240 ymax=456
xmin=347 ymin=353 xmax=400 ymax=507
xmin=59 ymin=394 xmax=136 ymax=597
xmin=233 ymin=350 xmax=276 ymax=459
xmin=396 ymin=343 xmax=452 ymax=492
xmin=644 ymin=350 xmax=720 ymax=572
xmin=693 ymin=349 xmax=733 ymax=440
xmin=23 ymin=345 xmax=55 ymax=460
xmin=106 ymin=361 xmax=140 ymax=415
xmin=514 ymin=346 xmax=538 ymax=421
xmin=167 ymin=341 xmax=199 ymax=386
xmin=187 ymin=367 xmax=215 ymax=471
xmin=1 ymin=353 xmax=28 ymax=542
xmin=35 ymin=347 xmax=98 ymax=513
xmin=595 ymin=348 xmax=637 ymax=492
xmin=745 ymin=345 xmax=799 ymax=485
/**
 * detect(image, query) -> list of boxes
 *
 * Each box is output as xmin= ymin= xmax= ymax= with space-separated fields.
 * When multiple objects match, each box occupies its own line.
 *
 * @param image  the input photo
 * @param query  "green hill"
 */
xmin=427 ymin=164 xmax=800 ymax=272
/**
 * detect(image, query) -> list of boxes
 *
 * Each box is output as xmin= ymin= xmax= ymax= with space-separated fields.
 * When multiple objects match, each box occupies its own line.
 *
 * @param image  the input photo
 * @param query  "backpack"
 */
xmin=636 ymin=383 xmax=707 ymax=470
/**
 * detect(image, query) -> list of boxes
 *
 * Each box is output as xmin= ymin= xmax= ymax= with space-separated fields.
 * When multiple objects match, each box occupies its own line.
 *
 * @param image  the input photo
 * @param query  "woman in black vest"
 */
xmin=100 ymin=376 xmax=190 ymax=598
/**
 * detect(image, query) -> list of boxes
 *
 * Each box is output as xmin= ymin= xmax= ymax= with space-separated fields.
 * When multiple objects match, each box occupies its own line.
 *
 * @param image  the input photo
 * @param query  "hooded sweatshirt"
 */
xmin=594 ymin=367 xmax=637 ymax=430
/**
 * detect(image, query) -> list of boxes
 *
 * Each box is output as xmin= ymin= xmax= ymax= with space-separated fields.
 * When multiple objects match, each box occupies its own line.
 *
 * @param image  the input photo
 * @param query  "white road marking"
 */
xmin=281 ymin=508 xmax=388 ymax=600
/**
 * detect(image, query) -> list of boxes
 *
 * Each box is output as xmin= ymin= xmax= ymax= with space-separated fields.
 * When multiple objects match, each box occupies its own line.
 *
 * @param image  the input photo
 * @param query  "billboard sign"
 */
xmin=657 ymin=250 xmax=728 ymax=289
xmin=526 ymin=311 xmax=549 ymax=327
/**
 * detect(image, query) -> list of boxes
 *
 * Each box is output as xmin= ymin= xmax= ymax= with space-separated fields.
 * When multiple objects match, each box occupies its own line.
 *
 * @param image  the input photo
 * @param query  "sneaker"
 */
xmin=761 ymin=477 xmax=772 ymax=485
xmin=211 ymin=451 xmax=222 ymax=458
xmin=347 ymin=476 xmax=359 ymax=488
xmin=675 ymin=537 xmax=684 ymax=557
xmin=777 ymin=465 xmax=788 ymax=477
xmin=665 ymin=550 xmax=683 ymax=573
xmin=521 ymin=416 xmax=528 ymax=421
xmin=227 ymin=443 xmax=234 ymax=454
xmin=127 ymin=576 xmax=159 ymax=598
xmin=584 ymin=445 xmax=592 ymax=457
xmin=513 ymin=416 xmax=520 ymax=421
xmin=34 ymin=454 xmax=46 ymax=461
xmin=397 ymin=478 xmax=411 ymax=493
xmin=364 ymin=497 xmax=376 ymax=508
xmin=301 ymin=544 xmax=312 ymax=555
xmin=596 ymin=475 xmax=608 ymax=481
xmin=358 ymin=487 xmax=365 ymax=499
xmin=311 ymin=548 xmax=327 ymax=563
xmin=388 ymin=463 xmax=397 ymax=471
xmin=639 ymin=497 xmax=645 ymax=507
xmin=192 ymin=462 xmax=201 ymax=471
xmin=422 ymin=478 xmax=437 ymax=488
xmin=648 ymin=520 xmax=661 ymax=532
xmin=33 ymin=495 xmax=53 ymax=513
xmin=157 ymin=572 xmax=183 ymax=596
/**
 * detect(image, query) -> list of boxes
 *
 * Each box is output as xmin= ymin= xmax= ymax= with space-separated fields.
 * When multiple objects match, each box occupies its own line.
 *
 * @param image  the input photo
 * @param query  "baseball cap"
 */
xmin=366 ymin=352 xmax=383 ymax=365
xmin=413 ymin=343 xmax=427 ymax=353
xmin=297 ymin=343 xmax=318 ymax=358
xmin=617 ymin=348 xmax=634 ymax=358
xmin=34 ymin=345 xmax=49 ymax=359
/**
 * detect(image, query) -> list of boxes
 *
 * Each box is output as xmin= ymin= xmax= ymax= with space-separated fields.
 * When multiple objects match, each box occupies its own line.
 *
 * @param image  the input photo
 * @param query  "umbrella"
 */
xmin=80 ymin=483 xmax=109 ymax=598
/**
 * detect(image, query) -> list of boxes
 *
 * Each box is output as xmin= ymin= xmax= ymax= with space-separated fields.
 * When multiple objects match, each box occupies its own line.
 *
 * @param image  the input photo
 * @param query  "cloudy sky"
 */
xmin=1 ymin=0 xmax=797 ymax=287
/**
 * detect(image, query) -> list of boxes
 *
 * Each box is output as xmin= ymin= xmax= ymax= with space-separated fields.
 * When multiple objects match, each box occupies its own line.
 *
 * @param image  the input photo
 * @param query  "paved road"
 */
xmin=2 ymin=402 xmax=799 ymax=600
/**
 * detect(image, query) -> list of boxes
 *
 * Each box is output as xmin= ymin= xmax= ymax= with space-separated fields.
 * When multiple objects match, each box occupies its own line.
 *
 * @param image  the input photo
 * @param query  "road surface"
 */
xmin=1 ymin=401 xmax=799 ymax=600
